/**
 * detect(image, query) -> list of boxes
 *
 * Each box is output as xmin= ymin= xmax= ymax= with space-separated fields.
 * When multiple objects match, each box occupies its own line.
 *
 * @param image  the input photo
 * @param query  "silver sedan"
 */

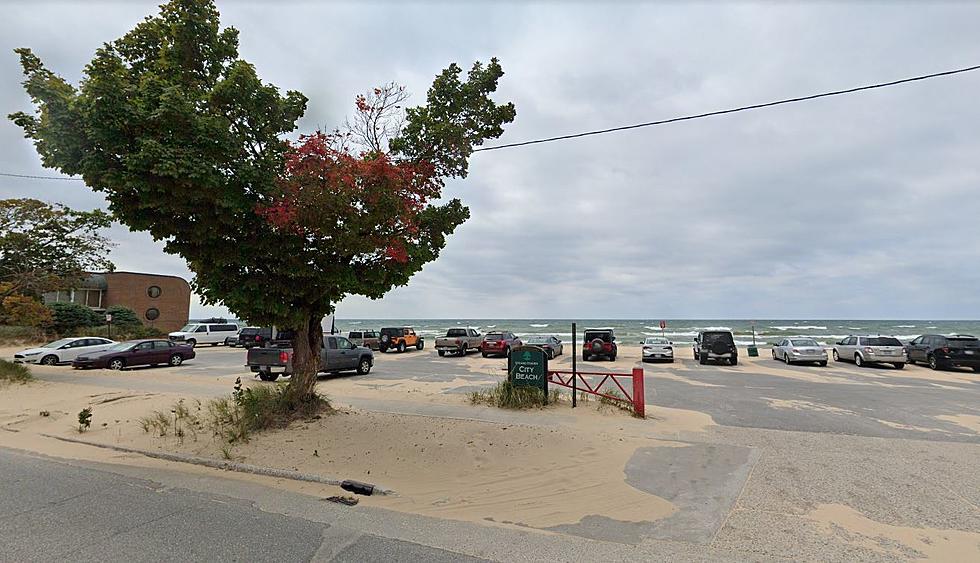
xmin=772 ymin=338 xmax=828 ymax=366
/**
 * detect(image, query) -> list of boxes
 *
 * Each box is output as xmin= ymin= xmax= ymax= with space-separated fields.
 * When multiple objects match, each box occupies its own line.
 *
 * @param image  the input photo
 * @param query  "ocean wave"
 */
xmin=771 ymin=325 xmax=827 ymax=331
xmin=529 ymin=324 xmax=549 ymax=328
xmin=892 ymin=325 xmax=916 ymax=328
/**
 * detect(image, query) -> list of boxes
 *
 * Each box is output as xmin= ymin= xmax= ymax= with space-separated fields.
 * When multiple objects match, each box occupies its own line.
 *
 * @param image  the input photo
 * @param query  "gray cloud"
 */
xmin=2 ymin=1 xmax=979 ymax=319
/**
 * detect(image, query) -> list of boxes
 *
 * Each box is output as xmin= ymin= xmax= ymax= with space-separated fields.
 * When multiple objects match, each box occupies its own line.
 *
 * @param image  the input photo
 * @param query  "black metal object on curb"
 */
xmin=572 ymin=322 xmax=577 ymax=408
xmin=340 ymin=480 xmax=375 ymax=496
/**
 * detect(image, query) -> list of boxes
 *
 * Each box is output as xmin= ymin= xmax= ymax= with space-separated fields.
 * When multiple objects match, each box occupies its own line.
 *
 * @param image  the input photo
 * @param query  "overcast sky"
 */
xmin=3 ymin=1 xmax=979 ymax=320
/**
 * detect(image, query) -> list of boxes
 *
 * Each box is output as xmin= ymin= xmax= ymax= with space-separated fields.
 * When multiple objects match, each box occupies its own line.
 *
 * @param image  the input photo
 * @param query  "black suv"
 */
xmin=582 ymin=329 xmax=617 ymax=361
xmin=906 ymin=334 xmax=980 ymax=371
xmin=238 ymin=327 xmax=273 ymax=348
xmin=694 ymin=330 xmax=738 ymax=365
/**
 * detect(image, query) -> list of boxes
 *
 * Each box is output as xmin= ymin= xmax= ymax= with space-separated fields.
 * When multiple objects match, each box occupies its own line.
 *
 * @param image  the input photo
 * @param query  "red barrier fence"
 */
xmin=547 ymin=367 xmax=645 ymax=418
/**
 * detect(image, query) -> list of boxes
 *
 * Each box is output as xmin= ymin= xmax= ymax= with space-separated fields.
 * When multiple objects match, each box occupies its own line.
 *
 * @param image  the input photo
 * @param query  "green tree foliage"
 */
xmin=105 ymin=305 xmax=140 ymax=327
xmin=1 ymin=294 xmax=53 ymax=328
xmin=47 ymin=302 xmax=102 ymax=333
xmin=10 ymin=0 xmax=514 ymax=402
xmin=0 ymin=199 xmax=114 ymax=299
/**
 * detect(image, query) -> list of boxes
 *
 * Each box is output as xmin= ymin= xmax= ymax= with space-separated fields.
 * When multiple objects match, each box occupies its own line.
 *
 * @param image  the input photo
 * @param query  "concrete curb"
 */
xmin=39 ymin=433 xmax=396 ymax=496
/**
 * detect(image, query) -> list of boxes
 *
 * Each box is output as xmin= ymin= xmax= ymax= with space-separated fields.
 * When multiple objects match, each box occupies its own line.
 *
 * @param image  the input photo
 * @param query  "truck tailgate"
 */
xmin=246 ymin=347 xmax=292 ymax=370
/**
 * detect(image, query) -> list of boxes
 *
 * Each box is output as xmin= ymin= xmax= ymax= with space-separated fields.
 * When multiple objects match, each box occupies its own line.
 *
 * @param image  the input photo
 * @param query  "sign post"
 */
xmin=659 ymin=319 xmax=667 ymax=339
xmin=571 ymin=323 xmax=577 ymax=408
xmin=105 ymin=312 xmax=113 ymax=340
xmin=508 ymin=345 xmax=549 ymax=404
xmin=748 ymin=321 xmax=759 ymax=357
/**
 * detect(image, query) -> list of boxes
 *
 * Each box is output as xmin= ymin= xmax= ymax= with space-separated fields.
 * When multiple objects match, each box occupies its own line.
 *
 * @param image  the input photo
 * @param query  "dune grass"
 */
xmin=0 ymin=359 xmax=33 ymax=383
xmin=469 ymin=380 xmax=560 ymax=409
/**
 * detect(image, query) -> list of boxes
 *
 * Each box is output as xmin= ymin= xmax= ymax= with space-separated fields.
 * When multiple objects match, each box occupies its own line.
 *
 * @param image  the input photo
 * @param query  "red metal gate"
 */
xmin=547 ymin=367 xmax=645 ymax=417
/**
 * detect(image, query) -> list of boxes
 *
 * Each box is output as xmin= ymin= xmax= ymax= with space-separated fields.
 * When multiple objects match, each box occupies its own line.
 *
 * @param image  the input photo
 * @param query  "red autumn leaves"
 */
xmin=255 ymin=129 xmax=439 ymax=265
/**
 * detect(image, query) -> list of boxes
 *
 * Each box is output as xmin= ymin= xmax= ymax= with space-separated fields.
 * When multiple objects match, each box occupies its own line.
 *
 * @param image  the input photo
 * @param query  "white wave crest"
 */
xmin=771 ymin=325 xmax=826 ymax=331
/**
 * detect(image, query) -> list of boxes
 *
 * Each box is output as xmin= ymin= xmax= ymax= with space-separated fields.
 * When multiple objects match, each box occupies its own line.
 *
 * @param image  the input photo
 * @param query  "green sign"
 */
xmin=508 ymin=346 xmax=549 ymax=400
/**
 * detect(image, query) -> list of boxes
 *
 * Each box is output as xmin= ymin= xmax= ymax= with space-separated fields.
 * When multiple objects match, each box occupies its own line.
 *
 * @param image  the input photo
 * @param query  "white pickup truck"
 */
xmin=435 ymin=328 xmax=483 ymax=357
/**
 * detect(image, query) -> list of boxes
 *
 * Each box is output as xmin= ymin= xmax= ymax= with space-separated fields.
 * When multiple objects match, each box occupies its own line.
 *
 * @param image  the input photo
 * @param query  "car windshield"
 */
xmin=486 ymin=333 xmax=505 ymax=340
xmin=178 ymin=324 xmax=198 ymax=332
xmin=105 ymin=342 xmax=135 ymax=352
xmin=645 ymin=338 xmax=668 ymax=345
xmin=703 ymin=332 xmax=733 ymax=344
xmin=869 ymin=337 xmax=902 ymax=346
xmin=790 ymin=339 xmax=819 ymax=346
xmin=42 ymin=338 xmax=75 ymax=348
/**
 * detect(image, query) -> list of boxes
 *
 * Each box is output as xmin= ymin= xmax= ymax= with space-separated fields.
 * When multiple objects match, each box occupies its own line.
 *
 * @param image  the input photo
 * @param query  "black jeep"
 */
xmin=583 ymin=329 xmax=617 ymax=361
xmin=693 ymin=330 xmax=738 ymax=365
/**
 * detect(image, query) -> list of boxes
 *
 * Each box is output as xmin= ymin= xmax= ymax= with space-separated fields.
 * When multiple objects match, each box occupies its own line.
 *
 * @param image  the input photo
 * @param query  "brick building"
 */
xmin=43 ymin=272 xmax=191 ymax=333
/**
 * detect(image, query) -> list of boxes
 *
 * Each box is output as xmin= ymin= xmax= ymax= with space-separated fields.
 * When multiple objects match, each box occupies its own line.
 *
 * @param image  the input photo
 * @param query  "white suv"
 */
xmin=169 ymin=322 xmax=240 ymax=347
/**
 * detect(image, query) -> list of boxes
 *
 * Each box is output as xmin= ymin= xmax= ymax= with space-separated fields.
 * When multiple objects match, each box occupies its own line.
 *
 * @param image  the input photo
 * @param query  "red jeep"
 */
xmin=583 ymin=328 xmax=617 ymax=361
xmin=481 ymin=331 xmax=522 ymax=358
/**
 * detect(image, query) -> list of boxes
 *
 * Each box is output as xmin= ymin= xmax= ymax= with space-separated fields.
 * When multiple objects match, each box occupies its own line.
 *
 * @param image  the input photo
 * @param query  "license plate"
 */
xmin=966 ymin=350 xmax=975 ymax=355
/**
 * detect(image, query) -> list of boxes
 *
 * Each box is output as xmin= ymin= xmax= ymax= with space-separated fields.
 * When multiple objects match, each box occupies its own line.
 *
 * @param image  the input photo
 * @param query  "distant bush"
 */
xmin=105 ymin=305 xmax=140 ymax=327
xmin=1 ymin=295 xmax=52 ymax=328
xmin=0 ymin=359 xmax=33 ymax=383
xmin=64 ymin=324 xmax=165 ymax=340
xmin=47 ymin=302 xmax=102 ymax=332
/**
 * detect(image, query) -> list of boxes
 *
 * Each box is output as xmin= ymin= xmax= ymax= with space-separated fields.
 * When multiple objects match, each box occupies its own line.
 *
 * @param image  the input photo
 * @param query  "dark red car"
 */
xmin=481 ymin=331 xmax=522 ymax=358
xmin=72 ymin=339 xmax=195 ymax=370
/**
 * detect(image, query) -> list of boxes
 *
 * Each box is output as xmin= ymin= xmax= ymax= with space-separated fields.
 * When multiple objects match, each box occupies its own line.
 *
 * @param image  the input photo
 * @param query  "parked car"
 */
xmin=523 ymin=335 xmax=563 ymax=359
xmin=482 ymin=331 xmax=522 ymax=358
xmin=378 ymin=327 xmax=424 ymax=353
xmin=348 ymin=330 xmax=380 ymax=351
xmin=641 ymin=336 xmax=673 ymax=363
xmin=694 ymin=330 xmax=738 ymax=365
xmin=435 ymin=328 xmax=483 ymax=357
xmin=582 ymin=328 xmax=617 ymax=361
xmin=246 ymin=335 xmax=374 ymax=381
xmin=72 ymin=339 xmax=195 ymax=370
xmin=772 ymin=337 xmax=827 ymax=366
xmin=906 ymin=334 xmax=980 ymax=371
xmin=169 ymin=320 xmax=240 ymax=347
xmin=14 ymin=337 xmax=116 ymax=366
xmin=237 ymin=327 xmax=274 ymax=348
xmin=832 ymin=336 xmax=906 ymax=369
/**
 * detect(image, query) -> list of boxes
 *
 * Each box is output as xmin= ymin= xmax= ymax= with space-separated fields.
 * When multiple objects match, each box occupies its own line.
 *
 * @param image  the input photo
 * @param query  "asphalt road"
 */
xmin=0 ymin=448 xmax=488 ymax=563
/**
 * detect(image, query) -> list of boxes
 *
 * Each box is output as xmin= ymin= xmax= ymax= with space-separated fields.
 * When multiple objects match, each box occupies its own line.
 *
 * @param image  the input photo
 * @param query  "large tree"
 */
xmin=0 ymin=198 xmax=114 ymax=299
xmin=10 ymin=0 xmax=514 ymax=403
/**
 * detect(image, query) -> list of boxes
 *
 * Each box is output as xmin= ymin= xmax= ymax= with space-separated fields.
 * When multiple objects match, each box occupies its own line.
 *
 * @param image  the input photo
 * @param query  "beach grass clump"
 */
xmin=469 ymin=380 xmax=560 ymax=409
xmin=206 ymin=378 xmax=331 ymax=444
xmin=138 ymin=399 xmax=204 ymax=441
xmin=597 ymin=389 xmax=639 ymax=417
xmin=0 ymin=359 xmax=33 ymax=383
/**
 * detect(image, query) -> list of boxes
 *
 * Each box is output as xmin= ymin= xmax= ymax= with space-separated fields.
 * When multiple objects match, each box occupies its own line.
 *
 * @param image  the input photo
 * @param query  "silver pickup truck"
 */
xmin=435 ymin=328 xmax=483 ymax=357
xmin=246 ymin=335 xmax=374 ymax=381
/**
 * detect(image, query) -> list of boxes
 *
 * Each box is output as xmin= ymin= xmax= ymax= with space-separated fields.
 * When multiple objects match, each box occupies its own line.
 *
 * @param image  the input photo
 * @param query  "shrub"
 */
xmin=65 ymin=324 xmax=164 ymax=340
xmin=105 ymin=305 xmax=140 ymax=327
xmin=48 ymin=302 xmax=102 ymax=332
xmin=0 ymin=359 xmax=33 ymax=383
xmin=1 ymin=295 xmax=53 ymax=328
xmin=469 ymin=380 xmax=560 ymax=409
xmin=77 ymin=407 xmax=92 ymax=432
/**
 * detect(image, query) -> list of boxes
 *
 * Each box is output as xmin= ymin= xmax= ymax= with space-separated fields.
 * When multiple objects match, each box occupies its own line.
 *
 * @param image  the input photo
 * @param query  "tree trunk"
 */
xmin=284 ymin=314 xmax=324 ymax=405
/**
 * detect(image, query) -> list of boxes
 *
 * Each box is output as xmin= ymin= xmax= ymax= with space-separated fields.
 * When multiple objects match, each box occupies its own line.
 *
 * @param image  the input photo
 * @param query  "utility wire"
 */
xmin=473 ymin=63 xmax=980 ymax=152
xmin=3 ymin=63 xmax=978 ymax=177
xmin=0 ymin=172 xmax=83 ymax=181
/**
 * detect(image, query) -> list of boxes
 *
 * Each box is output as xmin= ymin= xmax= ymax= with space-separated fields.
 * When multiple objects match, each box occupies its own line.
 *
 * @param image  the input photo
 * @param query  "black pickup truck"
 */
xmin=246 ymin=334 xmax=374 ymax=381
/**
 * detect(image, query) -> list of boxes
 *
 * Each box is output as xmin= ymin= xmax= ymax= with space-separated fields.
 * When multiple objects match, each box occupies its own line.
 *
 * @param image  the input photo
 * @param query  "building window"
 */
xmin=147 ymin=285 xmax=162 ymax=298
xmin=145 ymin=308 xmax=160 ymax=321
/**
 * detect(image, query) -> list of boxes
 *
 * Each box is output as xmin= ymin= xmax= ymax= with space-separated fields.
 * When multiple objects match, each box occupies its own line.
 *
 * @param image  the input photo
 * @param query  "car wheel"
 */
xmin=482 ymin=352 xmax=488 ymax=358
xmin=771 ymin=349 xmax=777 ymax=360
xmin=855 ymin=354 xmax=863 ymax=367
xmin=458 ymin=345 xmax=466 ymax=356
xmin=730 ymin=356 xmax=738 ymax=366
xmin=583 ymin=352 xmax=589 ymax=361
xmin=438 ymin=350 xmax=445 ymax=357
xmin=972 ymin=366 xmax=979 ymax=373
xmin=504 ymin=346 xmax=511 ymax=358
xmin=397 ymin=342 xmax=406 ymax=353
xmin=819 ymin=361 xmax=828 ymax=367
xmin=832 ymin=349 xmax=840 ymax=361
xmin=211 ymin=342 xmax=218 ymax=347
xmin=259 ymin=372 xmax=279 ymax=382
xmin=698 ymin=353 xmax=707 ymax=365
xmin=378 ymin=344 xmax=388 ymax=353
xmin=609 ymin=354 xmax=616 ymax=361
xmin=169 ymin=354 xmax=183 ymax=366
xmin=928 ymin=355 xmax=939 ymax=370
xmin=108 ymin=358 xmax=125 ymax=371
xmin=186 ymin=339 xmax=196 ymax=348
xmin=784 ymin=353 xmax=791 ymax=365
xmin=417 ymin=340 xmax=424 ymax=350
xmin=40 ymin=355 xmax=59 ymax=366
xmin=893 ymin=363 xmax=905 ymax=370
xmin=357 ymin=358 xmax=372 ymax=375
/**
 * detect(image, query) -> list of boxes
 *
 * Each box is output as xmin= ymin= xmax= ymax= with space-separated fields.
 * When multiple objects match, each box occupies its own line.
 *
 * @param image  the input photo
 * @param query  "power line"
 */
xmin=473 ymin=63 xmax=980 ymax=153
xmin=0 ymin=172 xmax=82 ymax=181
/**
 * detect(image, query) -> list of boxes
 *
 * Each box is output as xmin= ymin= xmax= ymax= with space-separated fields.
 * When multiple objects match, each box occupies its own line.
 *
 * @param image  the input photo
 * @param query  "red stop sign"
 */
xmin=659 ymin=320 xmax=666 ymax=330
